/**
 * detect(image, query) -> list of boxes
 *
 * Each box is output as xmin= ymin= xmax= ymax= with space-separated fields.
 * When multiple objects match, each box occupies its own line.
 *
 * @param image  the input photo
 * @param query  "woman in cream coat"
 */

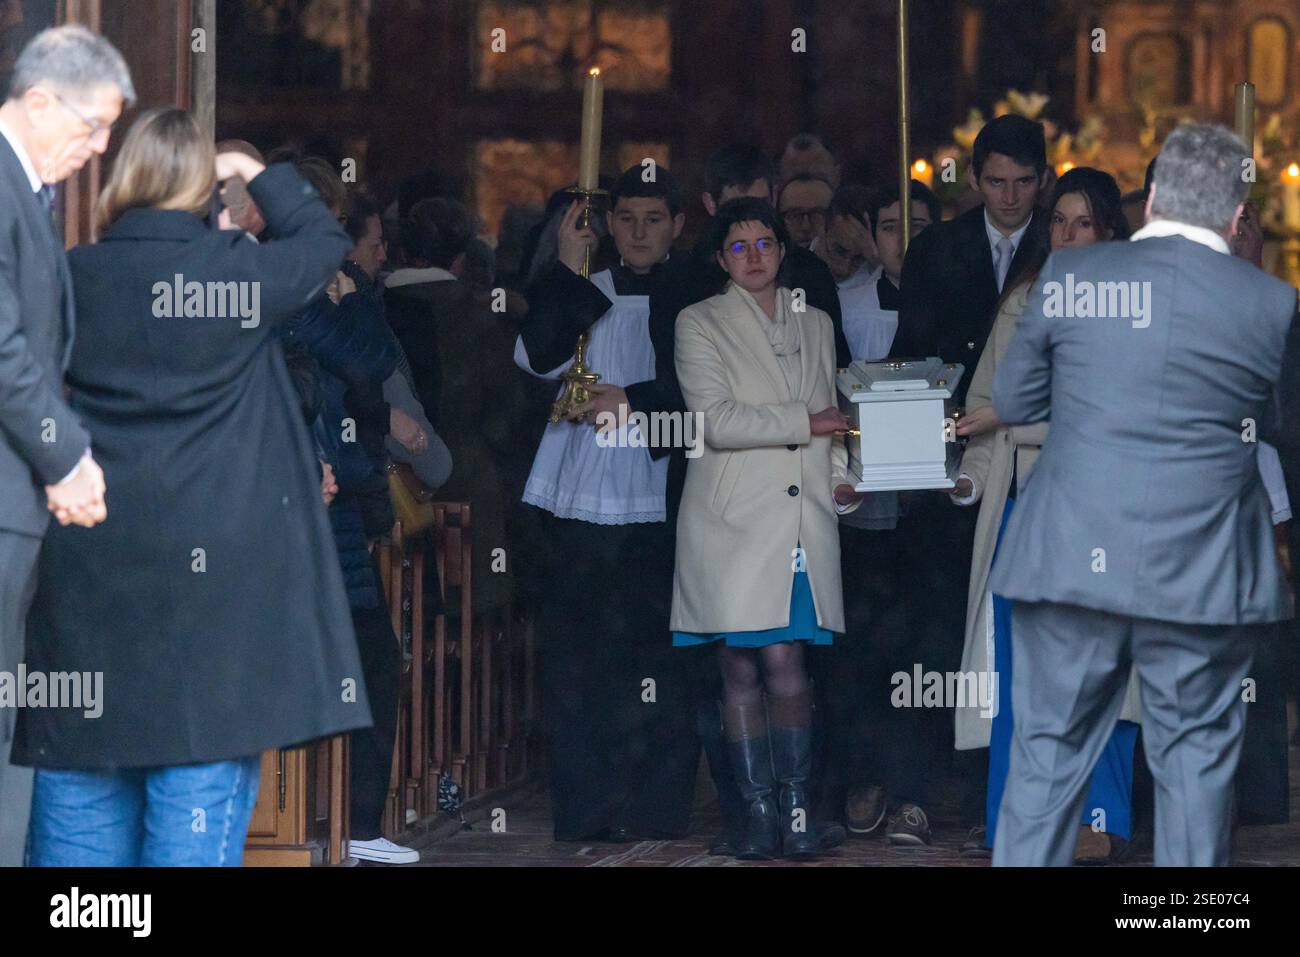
xmin=952 ymin=168 xmax=1140 ymax=861
xmin=672 ymin=198 xmax=863 ymax=860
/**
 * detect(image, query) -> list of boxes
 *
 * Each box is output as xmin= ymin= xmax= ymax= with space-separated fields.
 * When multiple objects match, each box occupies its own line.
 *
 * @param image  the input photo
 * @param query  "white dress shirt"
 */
xmin=984 ymin=209 xmax=1031 ymax=273
xmin=836 ymin=265 xmax=898 ymax=363
xmin=0 ymin=118 xmax=43 ymax=191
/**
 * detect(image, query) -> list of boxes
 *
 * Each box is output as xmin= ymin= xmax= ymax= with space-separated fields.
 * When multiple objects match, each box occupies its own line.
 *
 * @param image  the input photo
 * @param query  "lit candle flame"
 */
xmin=1057 ymin=161 xmax=1076 ymax=175
xmin=589 ymin=67 xmax=600 ymax=77
xmin=912 ymin=159 xmax=928 ymax=175
xmin=1287 ymin=162 xmax=1300 ymax=179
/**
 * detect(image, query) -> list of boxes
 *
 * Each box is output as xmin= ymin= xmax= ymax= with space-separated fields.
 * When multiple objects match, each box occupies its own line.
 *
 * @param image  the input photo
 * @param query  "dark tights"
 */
xmin=719 ymin=641 xmax=810 ymax=706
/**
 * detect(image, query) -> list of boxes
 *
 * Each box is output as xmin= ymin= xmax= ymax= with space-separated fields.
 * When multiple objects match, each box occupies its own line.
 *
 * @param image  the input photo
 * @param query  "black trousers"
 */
xmin=533 ymin=508 xmax=698 ymax=840
xmin=890 ymin=494 xmax=987 ymax=823
xmin=816 ymin=526 xmax=911 ymax=813
xmin=349 ymin=590 xmax=401 ymax=841
xmin=1236 ymin=621 xmax=1291 ymax=825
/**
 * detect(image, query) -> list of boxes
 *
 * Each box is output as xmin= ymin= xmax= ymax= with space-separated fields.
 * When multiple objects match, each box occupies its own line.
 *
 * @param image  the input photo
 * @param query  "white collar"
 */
xmin=1130 ymin=219 xmax=1230 ymax=255
xmin=984 ymin=208 xmax=1032 ymax=253
xmin=836 ymin=263 xmax=879 ymax=291
xmin=384 ymin=266 xmax=457 ymax=288
xmin=0 ymin=118 xmax=43 ymax=192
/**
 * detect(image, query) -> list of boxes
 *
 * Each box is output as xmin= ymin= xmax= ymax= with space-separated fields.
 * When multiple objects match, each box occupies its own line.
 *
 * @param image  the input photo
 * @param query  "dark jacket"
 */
xmin=386 ymin=269 xmax=512 ymax=611
xmin=892 ymin=204 xmax=1048 ymax=405
xmin=316 ymin=371 xmax=387 ymax=609
xmin=295 ymin=285 xmax=402 ymax=611
xmin=0 ymin=136 xmax=89 ymax=538
xmin=16 ymin=164 xmax=372 ymax=769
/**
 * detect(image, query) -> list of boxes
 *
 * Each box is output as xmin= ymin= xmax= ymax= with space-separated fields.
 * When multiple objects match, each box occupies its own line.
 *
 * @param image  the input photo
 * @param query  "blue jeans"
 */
xmin=28 ymin=756 xmax=261 ymax=867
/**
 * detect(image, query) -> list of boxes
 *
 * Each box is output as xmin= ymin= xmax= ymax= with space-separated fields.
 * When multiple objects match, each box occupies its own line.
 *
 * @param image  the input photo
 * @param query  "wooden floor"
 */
xmin=400 ymin=747 xmax=1300 ymax=867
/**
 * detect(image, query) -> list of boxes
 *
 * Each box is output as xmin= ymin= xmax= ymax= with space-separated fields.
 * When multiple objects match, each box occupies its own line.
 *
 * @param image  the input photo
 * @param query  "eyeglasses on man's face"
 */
xmin=725 ymin=237 xmax=780 ymax=258
xmin=781 ymin=207 xmax=827 ymax=226
xmin=49 ymin=90 xmax=116 ymax=138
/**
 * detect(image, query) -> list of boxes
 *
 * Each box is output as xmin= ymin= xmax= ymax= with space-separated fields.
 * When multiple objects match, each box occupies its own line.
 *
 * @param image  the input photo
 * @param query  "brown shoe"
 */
xmin=885 ymin=802 xmax=932 ymax=846
xmin=845 ymin=786 xmax=888 ymax=835
xmin=1073 ymin=826 xmax=1112 ymax=864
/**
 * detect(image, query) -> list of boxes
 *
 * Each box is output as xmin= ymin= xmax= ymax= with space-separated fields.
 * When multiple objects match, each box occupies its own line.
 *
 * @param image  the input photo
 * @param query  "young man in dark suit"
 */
xmin=0 ymin=25 xmax=130 ymax=867
xmin=883 ymin=115 xmax=1048 ymax=851
xmin=892 ymin=114 xmax=1049 ymax=402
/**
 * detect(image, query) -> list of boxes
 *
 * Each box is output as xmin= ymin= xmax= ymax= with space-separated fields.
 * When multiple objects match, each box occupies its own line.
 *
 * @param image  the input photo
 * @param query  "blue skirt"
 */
xmin=985 ymin=494 xmax=1137 ymax=845
xmin=672 ymin=567 xmax=833 ymax=648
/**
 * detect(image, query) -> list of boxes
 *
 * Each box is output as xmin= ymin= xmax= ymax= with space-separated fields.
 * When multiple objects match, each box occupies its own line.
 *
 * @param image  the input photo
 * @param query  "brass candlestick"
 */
xmin=548 ymin=187 xmax=607 ymax=423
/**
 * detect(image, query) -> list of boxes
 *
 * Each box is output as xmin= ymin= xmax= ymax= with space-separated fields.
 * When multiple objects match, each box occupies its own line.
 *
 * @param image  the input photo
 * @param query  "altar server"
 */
xmin=514 ymin=164 xmax=698 ymax=842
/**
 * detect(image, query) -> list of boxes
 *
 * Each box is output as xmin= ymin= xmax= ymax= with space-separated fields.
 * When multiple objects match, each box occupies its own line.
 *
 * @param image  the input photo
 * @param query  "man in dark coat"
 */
xmin=0 ymin=25 xmax=131 ymax=867
xmin=891 ymin=116 xmax=1050 ymax=400
xmin=16 ymin=147 xmax=371 ymax=864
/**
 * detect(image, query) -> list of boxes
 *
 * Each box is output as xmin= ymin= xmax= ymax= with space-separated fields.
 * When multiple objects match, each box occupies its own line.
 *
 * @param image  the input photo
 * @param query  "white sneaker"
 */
xmin=349 ymin=837 xmax=420 ymax=864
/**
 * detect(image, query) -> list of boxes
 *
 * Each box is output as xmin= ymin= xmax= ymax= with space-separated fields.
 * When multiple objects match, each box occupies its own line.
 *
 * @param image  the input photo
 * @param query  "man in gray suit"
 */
xmin=987 ymin=123 xmax=1296 ymax=867
xmin=0 ymin=26 xmax=132 ymax=866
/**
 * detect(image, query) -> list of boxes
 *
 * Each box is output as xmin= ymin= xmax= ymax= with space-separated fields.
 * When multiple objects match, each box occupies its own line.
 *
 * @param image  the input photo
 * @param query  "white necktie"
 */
xmin=994 ymin=236 xmax=1014 ymax=292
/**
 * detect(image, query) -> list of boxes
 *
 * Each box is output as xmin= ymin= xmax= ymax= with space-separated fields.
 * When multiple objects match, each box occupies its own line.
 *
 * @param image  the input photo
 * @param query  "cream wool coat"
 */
xmin=954 ymin=282 xmax=1140 ymax=749
xmin=671 ymin=282 xmax=858 ymax=634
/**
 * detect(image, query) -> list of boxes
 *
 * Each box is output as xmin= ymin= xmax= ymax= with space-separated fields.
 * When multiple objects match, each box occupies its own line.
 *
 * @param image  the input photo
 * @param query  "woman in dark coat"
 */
xmin=15 ymin=109 xmax=370 ymax=867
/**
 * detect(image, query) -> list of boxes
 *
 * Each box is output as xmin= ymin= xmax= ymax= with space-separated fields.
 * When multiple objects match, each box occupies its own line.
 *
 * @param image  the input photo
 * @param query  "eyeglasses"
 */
xmin=725 ymin=237 xmax=779 ymax=258
xmin=49 ymin=90 xmax=116 ymax=138
xmin=781 ymin=207 xmax=827 ymax=226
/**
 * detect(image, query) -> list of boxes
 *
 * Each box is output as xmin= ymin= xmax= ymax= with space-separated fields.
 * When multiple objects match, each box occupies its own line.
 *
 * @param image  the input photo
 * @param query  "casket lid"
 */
xmin=837 ymin=357 xmax=964 ymax=402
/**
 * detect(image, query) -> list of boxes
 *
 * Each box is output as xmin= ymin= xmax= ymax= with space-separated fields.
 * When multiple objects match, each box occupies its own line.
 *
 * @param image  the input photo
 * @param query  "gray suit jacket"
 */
xmin=0 ymin=136 xmax=88 ymax=537
xmin=987 ymin=233 xmax=1296 ymax=625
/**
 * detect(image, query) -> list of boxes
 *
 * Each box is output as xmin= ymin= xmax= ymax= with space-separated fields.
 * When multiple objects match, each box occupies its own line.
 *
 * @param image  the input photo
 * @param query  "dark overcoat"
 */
xmin=15 ymin=163 xmax=373 ymax=768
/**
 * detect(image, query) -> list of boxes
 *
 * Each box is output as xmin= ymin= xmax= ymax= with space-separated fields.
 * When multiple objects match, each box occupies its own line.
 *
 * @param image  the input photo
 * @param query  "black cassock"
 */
xmin=518 ymin=259 xmax=698 ymax=840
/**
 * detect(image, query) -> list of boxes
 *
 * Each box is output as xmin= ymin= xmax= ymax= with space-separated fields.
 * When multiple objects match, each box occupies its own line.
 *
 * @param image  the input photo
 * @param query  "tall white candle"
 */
xmin=578 ymin=68 xmax=603 ymax=191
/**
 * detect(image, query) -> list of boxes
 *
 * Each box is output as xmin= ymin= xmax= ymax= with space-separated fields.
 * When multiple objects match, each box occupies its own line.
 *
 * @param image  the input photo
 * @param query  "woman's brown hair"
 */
xmin=97 ymin=108 xmax=215 ymax=230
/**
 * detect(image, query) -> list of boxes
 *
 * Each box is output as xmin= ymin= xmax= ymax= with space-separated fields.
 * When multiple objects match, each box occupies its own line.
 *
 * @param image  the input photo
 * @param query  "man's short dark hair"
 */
xmin=708 ymin=196 xmax=789 ymax=254
xmin=397 ymin=168 xmax=461 ymax=220
xmin=609 ymin=163 xmax=682 ymax=216
xmin=866 ymin=179 xmax=941 ymax=234
xmin=972 ymin=114 xmax=1047 ymax=178
xmin=402 ymin=197 xmax=473 ymax=269
xmin=705 ymin=143 xmax=778 ymax=202
xmin=344 ymin=191 xmax=380 ymax=244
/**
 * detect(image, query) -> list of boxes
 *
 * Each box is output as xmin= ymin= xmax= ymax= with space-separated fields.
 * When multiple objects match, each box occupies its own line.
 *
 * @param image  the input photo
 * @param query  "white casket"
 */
xmin=836 ymin=357 xmax=965 ymax=492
